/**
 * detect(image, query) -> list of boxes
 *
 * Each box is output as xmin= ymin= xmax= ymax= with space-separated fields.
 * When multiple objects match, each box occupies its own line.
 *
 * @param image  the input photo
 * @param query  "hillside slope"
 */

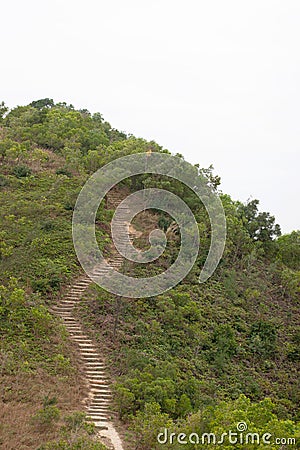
xmin=0 ymin=99 xmax=299 ymax=449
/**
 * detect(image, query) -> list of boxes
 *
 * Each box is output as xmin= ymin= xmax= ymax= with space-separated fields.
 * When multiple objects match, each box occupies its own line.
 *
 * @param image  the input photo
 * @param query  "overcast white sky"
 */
xmin=1 ymin=0 xmax=299 ymax=233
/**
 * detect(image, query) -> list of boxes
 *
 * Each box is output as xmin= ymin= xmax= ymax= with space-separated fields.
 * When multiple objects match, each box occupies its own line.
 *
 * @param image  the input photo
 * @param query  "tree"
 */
xmin=30 ymin=98 xmax=54 ymax=109
xmin=237 ymin=199 xmax=281 ymax=242
xmin=130 ymin=402 xmax=173 ymax=450
xmin=277 ymin=231 xmax=300 ymax=271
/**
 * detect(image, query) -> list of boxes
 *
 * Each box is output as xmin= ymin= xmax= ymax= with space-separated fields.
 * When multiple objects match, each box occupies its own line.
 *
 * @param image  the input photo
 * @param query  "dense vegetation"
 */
xmin=0 ymin=99 xmax=299 ymax=449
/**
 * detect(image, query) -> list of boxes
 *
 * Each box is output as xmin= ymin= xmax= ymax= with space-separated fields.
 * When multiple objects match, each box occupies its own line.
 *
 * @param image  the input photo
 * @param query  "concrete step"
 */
xmin=87 ymin=414 xmax=109 ymax=420
xmin=86 ymin=374 xmax=108 ymax=378
xmin=91 ymin=385 xmax=111 ymax=390
xmin=89 ymin=383 xmax=110 ymax=388
xmin=59 ymin=300 xmax=76 ymax=304
xmin=81 ymin=352 xmax=100 ymax=355
xmin=91 ymin=397 xmax=112 ymax=402
xmin=86 ymin=373 xmax=108 ymax=377
xmin=87 ymin=413 xmax=109 ymax=419
xmin=88 ymin=407 xmax=110 ymax=412
xmin=76 ymin=342 xmax=94 ymax=346
xmin=86 ymin=411 xmax=109 ymax=417
xmin=78 ymin=343 xmax=96 ymax=347
xmin=68 ymin=291 xmax=85 ymax=295
xmin=71 ymin=337 xmax=88 ymax=341
xmin=88 ymin=379 xmax=110 ymax=384
xmin=87 ymin=410 xmax=109 ymax=416
xmin=81 ymin=351 xmax=100 ymax=355
xmin=80 ymin=351 xmax=99 ymax=355
xmin=83 ymin=361 xmax=102 ymax=365
xmin=91 ymin=392 xmax=112 ymax=397
xmin=87 ymin=405 xmax=110 ymax=409
xmin=82 ymin=359 xmax=102 ymax=363
xmin=89 ymin=405 xmax=111 ymax=409
xmin=88 ymin=380 xmax=109 ymax=385
xmin=89 ymin=401 xmax=111 ymax=411
xmin=86 ymin=369 xmax=107 ymax=373
xmin=85 ymin=362 xmax=106 ymax=367
xmin=74 ymin=336 xmax=92 ymax=340
xmin=87 ymin=370 xmax=108 ymax=375
xmin=86 ymin=372 xmax=108 ymax=377
xmin=91 ymin=386 xmax=111 ymax=392
xmin=86 ymin=415 xmax=108 ymax=421
xmin=90 ymin=421 xmax=109 ymax=430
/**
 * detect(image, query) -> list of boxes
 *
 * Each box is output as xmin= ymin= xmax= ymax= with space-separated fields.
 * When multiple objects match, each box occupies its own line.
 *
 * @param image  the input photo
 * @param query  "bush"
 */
xmin=248 ymin=320 xmax=277 ymax=357
xmin=32 ymin=395 xmax=60 ymax=429
xmin=0 ymin=174 xmax=8 ymax=187
xmin=130 ymin=402 xmax=174 ymax=450
xmin=287 ymin=329 xmax=300 ymax=362
xmin=56 ymin=167 xmax=71 ymax=177
xmin=30 ymin=257 xmax=69 ymax=293
xmin=62 ymin=411 xmax=95 ymax=436
xmin=12 ymin=165 xmax=31 ymax=178
xmin=40 ymin=220 xmax=56 ymax=231
xmin=114 ymin=385 xmax=135 ymax=418
xmin=32 ymin=405 xmax=60 ymax=428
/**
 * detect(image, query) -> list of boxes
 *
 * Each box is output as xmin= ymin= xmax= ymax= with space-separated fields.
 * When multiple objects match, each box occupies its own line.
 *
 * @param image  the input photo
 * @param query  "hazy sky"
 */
xmin=1 ymin=0 xmax=299 ymax=233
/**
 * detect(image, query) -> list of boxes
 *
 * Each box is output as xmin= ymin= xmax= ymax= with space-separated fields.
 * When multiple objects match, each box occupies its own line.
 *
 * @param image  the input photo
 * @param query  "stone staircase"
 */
xmin=52 ymin=261 xmax=124 ymax=449
xmin=51 ymin=189 xmax=138 ymax=450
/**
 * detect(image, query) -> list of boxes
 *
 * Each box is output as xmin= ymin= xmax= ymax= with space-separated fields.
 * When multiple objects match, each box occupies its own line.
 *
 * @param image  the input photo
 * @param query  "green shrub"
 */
xmin=287 ymin=329 xmax=300 ymax=362
xmin=130 ymin=402 xmax=174 ymax=450
xmin=248 ymin=320 xmax=277 ymax=357
xmin=56 ymin=167 xmax=71 ymax=177
xmin=32 ymin=394 xmax=60 ymax=429
xmin=114 ymin=385 xmax=135 ymax=418
xmin=62 ymin=411 xmax=94 ymax=435
xmin=12 ymin=165 xmax=31 ymax=178
xmin=32 ymin=405 xmax=60 ymax=428
xmin=0 ymin=174 xmax=8 ymax=187
xmin=40 ymin=220 xmax=56 ymax=231
xmin=30 ymin=257 xmax=69 ymax=293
